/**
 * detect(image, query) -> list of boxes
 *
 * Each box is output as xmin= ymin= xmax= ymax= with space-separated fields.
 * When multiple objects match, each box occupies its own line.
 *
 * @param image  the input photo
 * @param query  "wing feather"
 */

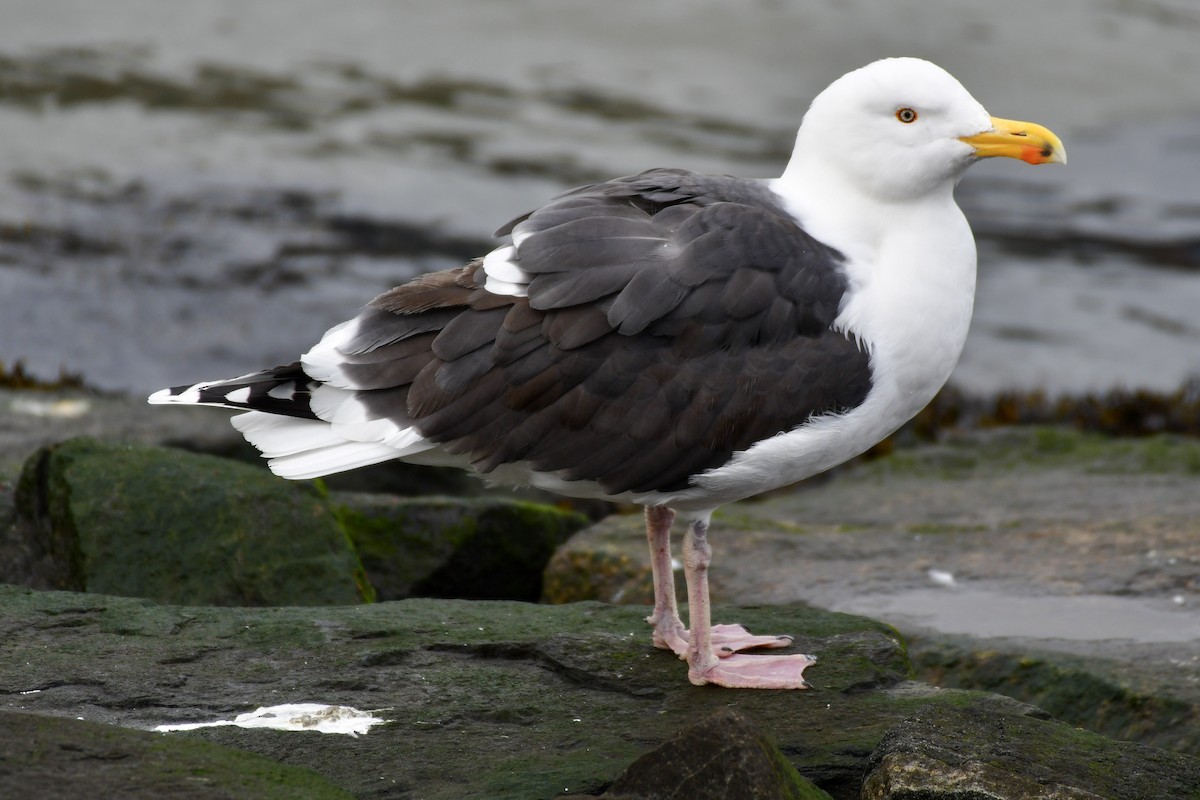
xmin=205 ymin=169 xmax=873 ymax=493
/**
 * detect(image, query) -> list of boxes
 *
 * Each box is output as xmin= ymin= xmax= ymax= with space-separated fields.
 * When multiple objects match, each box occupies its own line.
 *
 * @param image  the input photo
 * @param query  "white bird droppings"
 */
xmin=154 ymin=703 xmax=387 ymax=737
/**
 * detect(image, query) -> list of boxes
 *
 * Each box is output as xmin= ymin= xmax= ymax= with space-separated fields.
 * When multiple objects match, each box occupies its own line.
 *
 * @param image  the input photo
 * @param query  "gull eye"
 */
xmin=896 ymin=107 xmax=918 ymax=124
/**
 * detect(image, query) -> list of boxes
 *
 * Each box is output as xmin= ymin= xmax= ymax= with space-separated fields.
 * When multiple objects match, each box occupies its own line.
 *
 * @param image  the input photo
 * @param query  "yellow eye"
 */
xmin=896 ymin=107 xmax=918 ymax=123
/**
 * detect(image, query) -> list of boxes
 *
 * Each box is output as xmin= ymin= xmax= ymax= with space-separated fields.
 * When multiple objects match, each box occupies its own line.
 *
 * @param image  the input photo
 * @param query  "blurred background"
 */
xmin=1 ymin=0 xmax=1198 ymax=398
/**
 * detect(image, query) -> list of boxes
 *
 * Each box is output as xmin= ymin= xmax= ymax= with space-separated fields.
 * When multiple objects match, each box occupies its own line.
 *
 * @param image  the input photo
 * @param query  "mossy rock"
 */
xmin=334 ymin=493 xmax=588 ymax=601
xmin=910 ymin=637 xmax=1199 ymax=757
xmin=12 ymin=437 xmax=371 ymax=606
xmin=604 ymin=707 xmax=835 ymax=799
xmin=542 ymin=511 xmax=660 ymax=605
xmin=0 ymin=587 xmax=914 ymax=798
xmin=0 ymin=710 xmax=352 ymax=799
xmin=861 ymin=426 xmax=1200 ymax=480
xmin=5 ymin=586 xmax=1196 ymax=799
xmin=861 ymin=701 xmax=1200 ymax=800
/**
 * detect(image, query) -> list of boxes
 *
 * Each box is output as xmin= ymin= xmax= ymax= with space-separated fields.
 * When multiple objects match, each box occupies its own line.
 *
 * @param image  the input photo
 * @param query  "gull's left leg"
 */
xmin=682 ymin=516 xmax=815 ymax=689
xmin=644 ymin=506 xmax=796 ymax=659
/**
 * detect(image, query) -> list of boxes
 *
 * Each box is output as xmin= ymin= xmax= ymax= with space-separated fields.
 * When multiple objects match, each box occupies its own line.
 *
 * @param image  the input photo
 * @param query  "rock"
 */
xmin=0 ymin=709 xmax=352 ymax=800
xmin=2 ymin=403 xmax=1197 ymax=794
xmin=2 ymin=435 xmax=590 ymax=607
xmin=542 ymin=511 xmax=661 ymax=605
xmin=333 ymin=492 xmax=589 ymax=601
xmin=544 ymin=427 xmax=1200 ymax=758
xmin=320 ymin=460 xmax=482 ymax=497
xmin=909 ymin=635 xmax=1200 ymax=758
xmin=8 ymin=437 xmax=372 ymax=606
xmin=3 ymin=585 xmax=1198 ymax=799
xmin=603 ymin=707 xmax=833 ymax=800
xmin=0 ymin=585 xmax=902 ymax=799
xmin=860 ymin=701 xmax=1200 ymax=800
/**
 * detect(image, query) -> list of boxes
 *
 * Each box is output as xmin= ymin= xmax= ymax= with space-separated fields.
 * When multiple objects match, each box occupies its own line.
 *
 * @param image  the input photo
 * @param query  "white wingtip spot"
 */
xmin=147 ymin=385 xmax=202 ymax=405
xmin=224 ymin=386 xmax=252 ymax=405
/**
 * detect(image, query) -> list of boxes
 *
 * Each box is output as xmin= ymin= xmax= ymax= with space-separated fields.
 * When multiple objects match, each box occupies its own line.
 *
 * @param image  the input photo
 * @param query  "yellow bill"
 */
xmin=960 ymin=116 xmax=1067 ymax=165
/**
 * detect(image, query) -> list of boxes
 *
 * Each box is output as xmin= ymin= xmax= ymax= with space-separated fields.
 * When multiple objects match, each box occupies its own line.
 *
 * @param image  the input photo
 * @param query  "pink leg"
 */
xmin=682 ymin=517 xmax=815 ymax=689
xmin=644 ymin=506 xmax=795 ymax=659
xmin=644 ymin=506 xmax=688 ymax=654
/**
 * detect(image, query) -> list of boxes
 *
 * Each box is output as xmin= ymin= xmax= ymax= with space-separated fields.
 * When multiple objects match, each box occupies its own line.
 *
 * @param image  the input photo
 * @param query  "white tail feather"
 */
xmin=231 ymin=412 xmax=344 ymax=458
xmin=301 ymin=319 xmax=357 ymax=387
xmin=314 ymin=386 xmax=384 ymax=427
xmin=267 ymin=440 xmax=406 ymax=480
xmin=232 ymin=410 xmax=436 ymax=477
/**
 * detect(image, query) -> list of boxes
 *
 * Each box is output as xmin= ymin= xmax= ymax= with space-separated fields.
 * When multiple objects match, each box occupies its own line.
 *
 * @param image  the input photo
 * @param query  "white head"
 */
xmin=785 ymin=58 xmax=1065 ymax=202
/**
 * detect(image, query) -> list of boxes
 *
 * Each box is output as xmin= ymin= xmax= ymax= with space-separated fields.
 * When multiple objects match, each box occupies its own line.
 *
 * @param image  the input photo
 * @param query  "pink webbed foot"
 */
xmin=648 ymin=617 xmax=793 ymax=659
xmin=688 ymin=651 xmax=817 ymax=690
xmin=710 ymin=623 xmax=794 ymax=656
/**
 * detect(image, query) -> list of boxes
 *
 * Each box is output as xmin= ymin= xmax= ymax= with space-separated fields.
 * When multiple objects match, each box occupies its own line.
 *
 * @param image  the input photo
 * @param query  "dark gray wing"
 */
xmin=345 ymin=169 xmax=872 ymax=495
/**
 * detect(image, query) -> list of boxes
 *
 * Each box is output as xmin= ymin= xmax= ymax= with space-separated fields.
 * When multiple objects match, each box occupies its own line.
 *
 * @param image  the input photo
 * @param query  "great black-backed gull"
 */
xmin=150 ymin=58 xmax=1065 ymax=689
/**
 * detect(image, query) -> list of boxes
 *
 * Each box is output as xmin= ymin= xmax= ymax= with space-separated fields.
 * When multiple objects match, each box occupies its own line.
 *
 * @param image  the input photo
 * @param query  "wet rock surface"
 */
xmin=547 ymin=427 xmax=1200 ymax=760
xmin=5 ymin=587 xmax=1198 ymax=799
xmin=860 ymin=702 xmax=1200 ymax=800
xmin=8 ymin=436 xmax=371 ymax=606
xmin=0 ymin=709 xmax=352 ymax=800
xmin=599 ymin=707 xmax=833 ymax=800
xmin=0 ymin=432 xmax=585 ymax=608
xmin=908 ymin=636 xmax=1199 ymax=757
xmin=334 ymin=492 xmax=587 ymax=602
xmin=0 ymin=588 xmax=888 ymax=798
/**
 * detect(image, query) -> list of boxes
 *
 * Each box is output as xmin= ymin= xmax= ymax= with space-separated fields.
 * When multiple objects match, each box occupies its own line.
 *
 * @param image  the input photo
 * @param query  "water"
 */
xmin=1 ymin=0 xmax=1199 ymax=394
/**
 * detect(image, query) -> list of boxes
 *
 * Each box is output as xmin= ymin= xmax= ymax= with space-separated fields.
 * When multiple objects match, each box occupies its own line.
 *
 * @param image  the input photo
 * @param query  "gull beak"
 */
xmin=960 ymin=116 xmax=1067 ymax=165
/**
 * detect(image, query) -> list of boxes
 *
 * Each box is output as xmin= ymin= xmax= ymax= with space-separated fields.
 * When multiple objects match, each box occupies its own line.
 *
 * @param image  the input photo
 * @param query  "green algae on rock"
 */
xmin=603 ymin=707 xmax=835 ymax=800
xmin=542 ymin=511 xmax=658 ymax=605
xmin=3 ymin=586 xmax=1197 ymax=799
xmin=0 ymin=586 xmax=912 ymax=798
xmin=911 ymin=637 xmax=1200 ymax=758
xmin=542 ymin=425 xmax=1200 ymax=764
xmin=861 ymin=425 xmax=1200 ymax=481
xmin=12 ymin=437 xmax=372 ymax=606
xmin=0 ymin=710 xmax=353 ymax=800
xmin=861 ymin=700 xmax=1200 ymax=800
xmin=333 ymin=493 xmax=588 ymax=601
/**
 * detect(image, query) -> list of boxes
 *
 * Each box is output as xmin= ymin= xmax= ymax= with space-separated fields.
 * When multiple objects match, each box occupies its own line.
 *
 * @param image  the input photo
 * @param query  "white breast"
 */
xmin=662 ymin=183 xmax=978 ymax=513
